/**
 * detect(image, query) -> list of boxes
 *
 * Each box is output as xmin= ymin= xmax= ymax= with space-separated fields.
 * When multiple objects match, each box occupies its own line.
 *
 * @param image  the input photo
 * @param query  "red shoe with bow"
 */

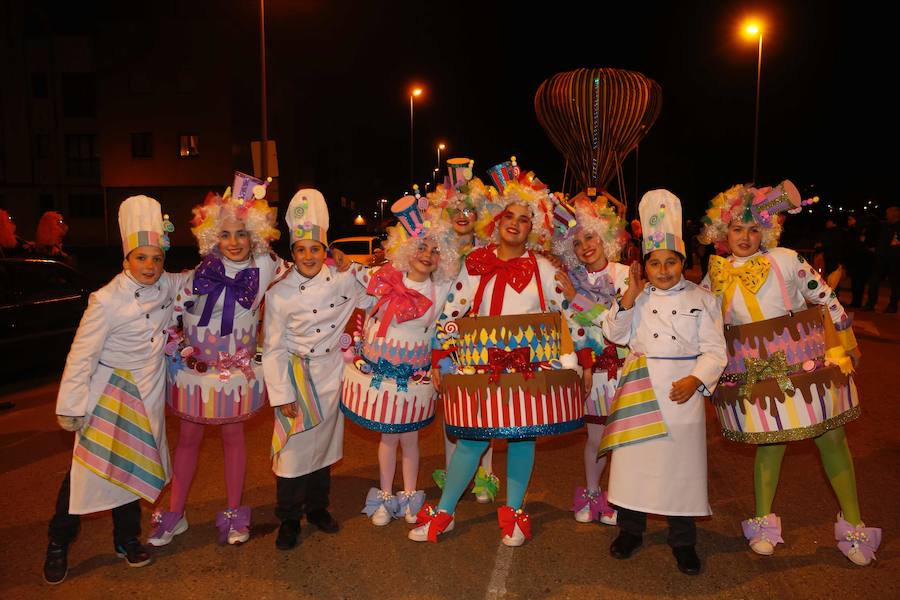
xmin=407 ymin=504 xmax=455 ymax=543
xmin=498 ymin=506 xmax=533 ymax=547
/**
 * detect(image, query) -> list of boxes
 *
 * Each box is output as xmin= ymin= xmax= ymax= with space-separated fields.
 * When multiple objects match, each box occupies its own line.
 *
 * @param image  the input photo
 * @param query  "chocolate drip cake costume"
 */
xmin=151 ymin=173 xmax=286 ymax=547
xmin=409 ymin=159 xmax=582 ymax=546
xmin=699 ymin=181 xmax=881 ymax=566
xmin=340 ymin=192 xmax=459 ymax=526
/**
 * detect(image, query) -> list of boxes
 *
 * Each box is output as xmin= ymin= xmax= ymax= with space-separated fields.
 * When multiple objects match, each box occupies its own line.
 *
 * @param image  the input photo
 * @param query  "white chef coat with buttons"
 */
xmin=602 ymin=277 xmax=726 ymax=516
xmin=263 ymin=263 xmax=367 ymax=477
xmin=56 ymin=270 xmax=184 ymax=514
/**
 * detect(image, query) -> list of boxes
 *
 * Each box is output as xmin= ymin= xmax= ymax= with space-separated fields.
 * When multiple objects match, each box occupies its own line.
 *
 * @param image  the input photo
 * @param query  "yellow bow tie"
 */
xmin=708 ymin=255 xmax=770 ymax=296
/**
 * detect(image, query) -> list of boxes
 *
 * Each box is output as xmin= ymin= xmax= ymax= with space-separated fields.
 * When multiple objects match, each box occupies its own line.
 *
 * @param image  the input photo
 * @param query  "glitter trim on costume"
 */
xmin=720 ymin=405 xmax=860 ymax=444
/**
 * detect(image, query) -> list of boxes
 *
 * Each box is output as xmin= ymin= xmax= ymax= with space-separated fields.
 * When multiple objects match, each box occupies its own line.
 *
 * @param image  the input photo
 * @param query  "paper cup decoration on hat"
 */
xmin=391 ymin=195 xmax=428 ymax=239
xmin=232 ymin=171 xmax=271 ymax=201
xmin=287 ymin=188 xmax=329 ymax=246
xmin=191 ymin=172 xmax=279 ymax=256
xmin=639 ymin=189 xmax=685 ymax=257
xmin=699 ymin=179 xmax=817 ymax=252
xmin=487 ymin=156 xmax=521 ymax=193
xmin=118 ymin=195 xmax=172 ymax=257
xmin=551 ymin=196 xmax=578 ymax=241
xmin=447 ymin=157 xmax=474 ymax=189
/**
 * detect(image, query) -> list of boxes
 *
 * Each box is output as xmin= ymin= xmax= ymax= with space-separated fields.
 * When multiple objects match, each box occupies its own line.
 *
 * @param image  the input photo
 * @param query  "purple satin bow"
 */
xmin=572 ymin=487 xmax=613 ymax=522
xmin=741 ymin=514 xmax=784 ymax=546
xmin=193 ymin=255 xmax=259 ymax=336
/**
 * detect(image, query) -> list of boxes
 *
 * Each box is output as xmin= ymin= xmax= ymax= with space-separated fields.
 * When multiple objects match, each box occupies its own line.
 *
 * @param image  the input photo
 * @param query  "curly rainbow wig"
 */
xmin=190 ymin=190 xmax=279 ymax=256
xmin=698 ymin=184 xmax=782 ymax=254
xmin=384 ymin=208 xmax=461 ymax=283
xmin=553 ymin=201 xmax=627 ymax=271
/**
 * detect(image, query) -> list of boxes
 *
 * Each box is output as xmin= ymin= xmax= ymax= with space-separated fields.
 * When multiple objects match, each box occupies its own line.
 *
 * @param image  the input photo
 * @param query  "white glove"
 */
xmin=57 ymin=415 xmax=85 ymax=432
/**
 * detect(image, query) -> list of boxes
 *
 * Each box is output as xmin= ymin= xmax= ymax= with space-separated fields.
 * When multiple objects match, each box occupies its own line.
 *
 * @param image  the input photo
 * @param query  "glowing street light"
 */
xmin=741 ymin=19 xmax=764 ymax=183
xmin=409 ymin=87 xmax=423 ymax=186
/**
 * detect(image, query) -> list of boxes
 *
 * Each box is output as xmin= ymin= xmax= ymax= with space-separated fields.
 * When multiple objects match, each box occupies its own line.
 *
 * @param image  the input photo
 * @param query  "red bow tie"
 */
xmin=367 ymin=264 xmax=432 ymax=337
xmin=466 ymin=246 xmax=536 ymax=315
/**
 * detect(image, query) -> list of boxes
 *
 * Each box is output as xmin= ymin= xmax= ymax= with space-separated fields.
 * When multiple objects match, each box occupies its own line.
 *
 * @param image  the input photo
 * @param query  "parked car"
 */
xmin=328 ymin=235 xmax=386 ymax=266
xmin=0 ymin=258 xmax=93 ymax=379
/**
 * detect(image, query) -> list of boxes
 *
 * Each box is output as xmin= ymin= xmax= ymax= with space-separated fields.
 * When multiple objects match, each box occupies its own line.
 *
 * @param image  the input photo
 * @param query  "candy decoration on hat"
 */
xmin=286 ymin=188 xmax=330 ymax=246
xmin=447 ymin=157 xmax=475 ymax=189
xmin=231 ymin=171 xmax=272 ymax=202
xmin=392 ymin=194 xmax=428 ymax=239
xmin=639 ymin=189 xmax=685 ymax=257
xmin=118 ymin=195 xmax=171 ymax=257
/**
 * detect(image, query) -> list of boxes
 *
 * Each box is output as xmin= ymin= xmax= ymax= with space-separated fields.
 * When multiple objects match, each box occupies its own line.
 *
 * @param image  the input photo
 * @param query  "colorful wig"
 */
xmin=190 ymin=189 xmax=279 ymax=256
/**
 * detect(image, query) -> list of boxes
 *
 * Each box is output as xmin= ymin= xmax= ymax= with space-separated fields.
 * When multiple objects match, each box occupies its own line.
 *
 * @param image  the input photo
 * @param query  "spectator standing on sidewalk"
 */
xmin=863 ymin=206 xmax=900 ymax=313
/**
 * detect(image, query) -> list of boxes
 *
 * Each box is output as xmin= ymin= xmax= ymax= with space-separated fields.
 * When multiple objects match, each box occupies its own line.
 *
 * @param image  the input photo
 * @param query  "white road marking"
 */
xmin=485 ymin=543 xmax=515 ymax=600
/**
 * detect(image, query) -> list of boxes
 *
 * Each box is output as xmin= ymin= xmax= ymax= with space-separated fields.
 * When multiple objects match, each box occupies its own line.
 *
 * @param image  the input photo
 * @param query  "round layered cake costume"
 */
xmin=341 ymin=192 xmax=459 ymax=526
xmin=699 ymin=181 xmax=881 ymax=566
xmin=151 ymin=172 xmax=285 ymax=547
xmin=427 ymin=158 xmax=499 ymax=501
xmin=409 ymin=158 xmax=582 ymax=546
xmin=550 ymin=195 xmax=629 ymax=524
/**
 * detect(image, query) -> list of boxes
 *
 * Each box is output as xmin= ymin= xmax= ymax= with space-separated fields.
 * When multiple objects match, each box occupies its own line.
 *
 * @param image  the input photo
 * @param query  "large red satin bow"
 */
xmin=466 ymin=246 xmax=536 ymax=315
xmin=497 ymin=506 xmax=533 ymax=540
xmin=487 ymin=347 xmax=533 ymax=384
xmin=367 ymin=264 xmax=432 ymax=337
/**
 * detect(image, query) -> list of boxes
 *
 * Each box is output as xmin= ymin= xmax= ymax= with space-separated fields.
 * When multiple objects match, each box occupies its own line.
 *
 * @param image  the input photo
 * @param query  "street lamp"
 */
xmin=432 ymin=167 xmax=439 ymax=186
xmin=409 ymin=87 xmax=423 ymax=186
xmin=436 ymin=143 xmax=446 ymax=172
xmin=742 ymin=20 xmax=764 ymax=184
xmin=379 ymin=198 xmax=387 ymax=222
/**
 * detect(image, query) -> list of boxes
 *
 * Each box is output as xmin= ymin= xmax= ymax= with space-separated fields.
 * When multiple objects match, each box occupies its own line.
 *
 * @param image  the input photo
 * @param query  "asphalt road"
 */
xmin=1 ymin=310 xmax=898 ymax=599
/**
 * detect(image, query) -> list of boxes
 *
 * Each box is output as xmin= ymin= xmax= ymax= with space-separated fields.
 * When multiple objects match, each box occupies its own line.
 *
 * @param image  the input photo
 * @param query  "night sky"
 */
xmin=40 ymin=1 xmax=893 ymax=224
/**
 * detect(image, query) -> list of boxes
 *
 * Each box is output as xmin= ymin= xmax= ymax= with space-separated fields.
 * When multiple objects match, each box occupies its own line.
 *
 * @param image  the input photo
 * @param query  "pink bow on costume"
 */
xmin=835 ymin=516 xmax=882 ymax=564
xmin=215 ymin=348 xmax=255 ymax=382
xmin=367 ymin=264 xmax=432 ymax=338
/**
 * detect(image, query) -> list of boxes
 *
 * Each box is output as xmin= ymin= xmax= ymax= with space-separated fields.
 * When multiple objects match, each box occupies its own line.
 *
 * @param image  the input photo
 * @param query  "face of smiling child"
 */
xmin=644 ymin=249 xmax=683 ymax=290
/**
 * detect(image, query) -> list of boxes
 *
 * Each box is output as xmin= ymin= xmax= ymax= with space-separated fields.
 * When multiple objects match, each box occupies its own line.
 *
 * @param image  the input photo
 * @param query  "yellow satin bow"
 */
xmin=708 ymin=255 xmax=771 ymax=295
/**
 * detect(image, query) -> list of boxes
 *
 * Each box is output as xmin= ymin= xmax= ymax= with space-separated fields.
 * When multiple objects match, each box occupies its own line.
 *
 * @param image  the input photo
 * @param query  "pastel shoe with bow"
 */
xmin=835 ymin=513 xmax=881 ymax=566
xmin=397 ymin=490 xmax=426 ymax=524
xmin=498 ymin=506 xmax=532 ymax=547
xmin=741 ymin=513 xmax=784 ymax=556
xmin=408 ymin=505 xmax=455 ymax=542
xmin=362 ymin=488 xmax=400 ymax=526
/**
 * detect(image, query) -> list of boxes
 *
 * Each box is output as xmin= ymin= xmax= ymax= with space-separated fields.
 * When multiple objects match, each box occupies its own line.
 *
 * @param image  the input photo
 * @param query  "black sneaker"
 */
xmin=306 ymin=509 xmax=340 ymax=533
xmin=43 ymin=542 xmax=69 ymax=585
xmin=609 ymin=530 xmax=643 ymax=559
xmin=114 ymin=539 xmax=152 ymax=568
xmin=276 ymin=519 xmax=301 ymax=551
xmin=672 ymin=545 xmax=702 ymax=575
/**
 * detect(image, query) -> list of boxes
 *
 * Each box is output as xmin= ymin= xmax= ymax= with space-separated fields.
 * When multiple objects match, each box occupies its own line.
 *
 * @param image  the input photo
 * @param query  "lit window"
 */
xmin=179 ymin=134 xmax=199 ymax=158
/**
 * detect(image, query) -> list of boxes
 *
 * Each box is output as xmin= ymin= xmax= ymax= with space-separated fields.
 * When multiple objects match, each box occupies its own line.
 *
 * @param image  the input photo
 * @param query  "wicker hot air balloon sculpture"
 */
xmin=534 ymin=68 xmax=662 ymax=211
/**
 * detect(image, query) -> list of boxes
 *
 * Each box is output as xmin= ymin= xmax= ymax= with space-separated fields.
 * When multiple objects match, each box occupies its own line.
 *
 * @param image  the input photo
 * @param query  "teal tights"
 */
xmin=754 ymin=426 xmax=861 ymax=524
xmin=437 ymin=438 xmax=535 ymax=513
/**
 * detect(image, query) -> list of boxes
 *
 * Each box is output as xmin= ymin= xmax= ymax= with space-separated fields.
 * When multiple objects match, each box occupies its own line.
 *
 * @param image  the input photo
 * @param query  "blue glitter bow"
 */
xmin=362 ymin=488 xmax=400 ymax=518
xmin=193 ymin=255 xmax=259 ymax=336
xmin=368 ymin=358 xmax=416 ymax=392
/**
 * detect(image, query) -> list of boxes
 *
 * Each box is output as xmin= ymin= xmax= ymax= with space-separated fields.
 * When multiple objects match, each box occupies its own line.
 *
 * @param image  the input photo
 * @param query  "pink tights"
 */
xmin=378 ymin=431 xmax=419 ymax=493
xmin=169 ymin=419 xmax=246 ymax=514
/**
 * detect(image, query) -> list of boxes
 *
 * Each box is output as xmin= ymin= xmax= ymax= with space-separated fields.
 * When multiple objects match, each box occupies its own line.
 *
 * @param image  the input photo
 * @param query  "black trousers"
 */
xmin=275 ymin=466 xmax=331 ymax=521
xmin=47 ymin=472 xmax=141 ymax=546
xmin=617 ymin=506 xmax=696 ymax=548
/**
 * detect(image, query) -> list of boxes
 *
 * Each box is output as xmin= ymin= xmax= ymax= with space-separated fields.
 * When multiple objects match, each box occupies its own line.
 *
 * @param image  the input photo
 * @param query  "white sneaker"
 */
xmin=408 ymin=515 xmax=455 ymax=542
xmin=749 ymin=538 xmax=775 ymax=556
xmin=847 ymin=545 xmax=872 ymax=566
xmin=148 ymin=514 xmax=188 ymax=547
xmin=227 ymin=527 xmax=250 ymax=545
xmin=574 ymin=505 xmax=592 ymax=523
xmin=371 ymin=505 xmax=392 ymax=527
xmin=502 ymin=523 xmax=526 ymax=547
xmin=475 ymin=491 xmax=491 ymax=504
xmin=599 ymin=511 xmax=618 ymax=526
xmin=403 ymin=505 xmax=418 ymax=524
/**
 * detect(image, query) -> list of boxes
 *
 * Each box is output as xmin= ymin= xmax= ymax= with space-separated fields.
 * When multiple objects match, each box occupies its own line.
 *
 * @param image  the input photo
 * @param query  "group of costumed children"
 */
xmin=42 ymin=160 xmax=881 ymax=585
